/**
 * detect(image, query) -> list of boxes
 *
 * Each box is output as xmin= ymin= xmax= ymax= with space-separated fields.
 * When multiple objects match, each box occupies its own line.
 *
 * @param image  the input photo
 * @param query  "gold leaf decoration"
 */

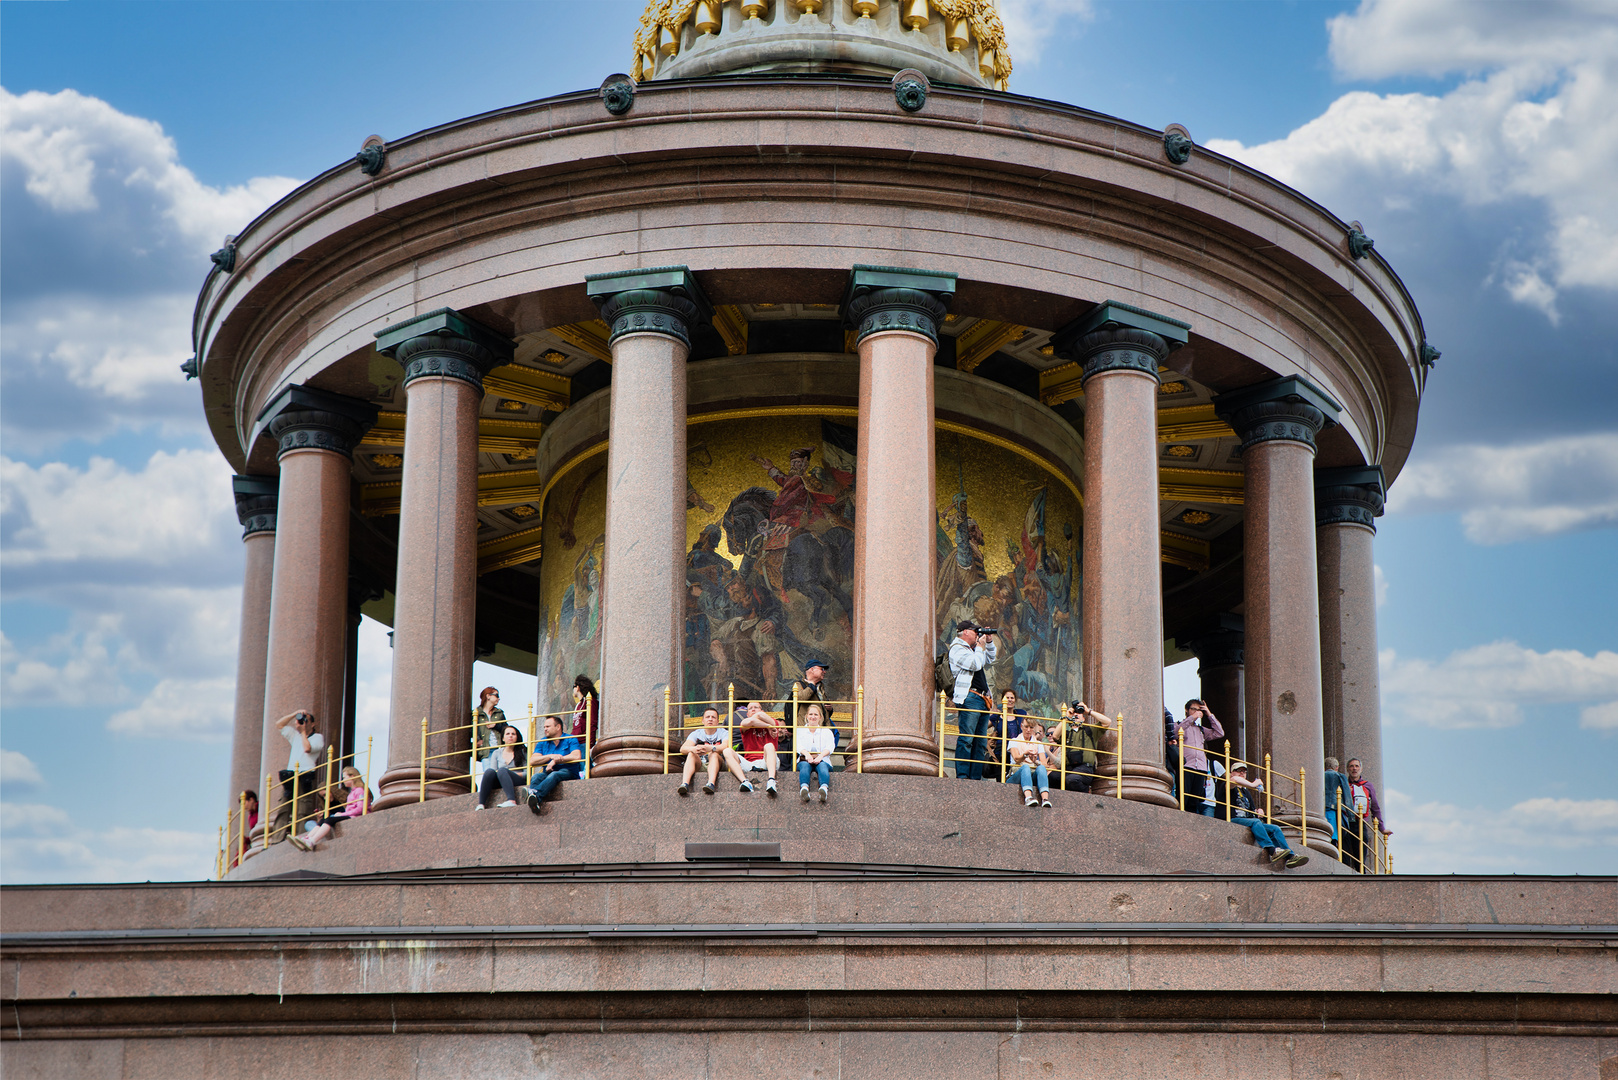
xmin=371 ymin=453 xmax=403 ymax=469
xmin=510 ymin=504 xmax=539 ymax=519
xmin=1179 ymin=509 xmax=1213 ymax=525
xmin=1159 ymin=381 xmax=1188 ymax=394
xmin=1165 ymin=445 xmax=1196 ymax=458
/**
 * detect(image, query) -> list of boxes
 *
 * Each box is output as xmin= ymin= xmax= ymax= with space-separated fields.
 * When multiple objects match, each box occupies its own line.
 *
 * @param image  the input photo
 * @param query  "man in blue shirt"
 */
xmin=526 ymin=714 xmax=583 ymax=814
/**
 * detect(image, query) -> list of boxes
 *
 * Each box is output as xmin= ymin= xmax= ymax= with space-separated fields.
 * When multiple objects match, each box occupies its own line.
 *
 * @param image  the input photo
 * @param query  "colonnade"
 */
xmin=224 ymin=268 xmax=1385 ymax=858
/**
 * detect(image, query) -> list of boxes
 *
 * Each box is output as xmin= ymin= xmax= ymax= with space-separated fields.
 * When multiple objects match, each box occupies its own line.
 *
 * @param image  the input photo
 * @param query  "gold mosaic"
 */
xmin=538 ymin=349 xmax=568 ymax=365
xmin=496 ymin=398 xmax=528 ymax=412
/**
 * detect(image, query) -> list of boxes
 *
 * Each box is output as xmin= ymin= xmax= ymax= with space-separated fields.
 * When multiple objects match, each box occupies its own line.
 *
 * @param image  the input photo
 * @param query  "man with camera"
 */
xmin=947 ymin=620 xmax=998 ymax=780
xmin=271 ymin=709 xmax=326 ymax=843
xmin=1172 ymin=699 xmax=1225 ymax=817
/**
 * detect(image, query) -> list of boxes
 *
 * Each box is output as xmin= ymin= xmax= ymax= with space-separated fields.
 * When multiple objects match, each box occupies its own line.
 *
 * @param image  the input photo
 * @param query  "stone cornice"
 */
xmin=257 ymin=385 xmax=379 ymax=461
xmin=1315 ymin=465 xmax=1386 ymax=532
xmin=1215 ymin=375 xmax=1341 ymax=452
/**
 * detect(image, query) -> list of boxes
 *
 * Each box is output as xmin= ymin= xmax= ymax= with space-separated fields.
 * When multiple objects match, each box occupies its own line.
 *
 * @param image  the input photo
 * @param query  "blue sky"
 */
xmin=2 ymin=0 xmax=1614 ymax=881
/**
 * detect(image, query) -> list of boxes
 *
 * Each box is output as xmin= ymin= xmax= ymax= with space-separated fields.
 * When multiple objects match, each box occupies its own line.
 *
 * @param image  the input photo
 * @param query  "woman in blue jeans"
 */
xmin=1225 ymin=763 xmax=1308 ymax=868
xmin=796 ymin=703 xmax=835 ymax=803
xmin=1006 ymin=722 xmax=1053 ymax=807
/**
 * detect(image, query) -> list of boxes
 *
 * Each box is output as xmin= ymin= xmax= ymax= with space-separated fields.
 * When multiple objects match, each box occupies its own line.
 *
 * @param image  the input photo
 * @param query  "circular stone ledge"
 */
xmin=227 ymin=772 xmax=1354 ymax=881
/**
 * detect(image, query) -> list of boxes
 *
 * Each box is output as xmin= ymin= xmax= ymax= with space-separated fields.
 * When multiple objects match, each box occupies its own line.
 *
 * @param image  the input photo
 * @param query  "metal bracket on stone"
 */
xmin=1163 ymin=124 xmax=1193 ymax=165
xmin=209 ymin=237 xmax=237 ymax=274
xmin=355 ymin=136 xmax=387 ymax=177
xmin=601 ymin=73 xmax=636 ymax=117
xmin=1347 ymin=221 xmax=1375 ymax=260
xmin=892 ymin=68 xmax=930 ymax=113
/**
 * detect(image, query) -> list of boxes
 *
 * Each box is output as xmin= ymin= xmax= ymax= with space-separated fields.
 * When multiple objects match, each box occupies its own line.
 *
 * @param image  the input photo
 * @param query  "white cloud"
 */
xmin=1206 ymin=0 xmax=1618 ymax=317
xmin=1383 ymin=432 xmax=1618 ymax=543
xmin=3 ymin=293 xmax=201 ymax=401
xmin=1384 ymin=787 xmax=1618 ymax=874
xmin=998 ymin=0 xmax=1094 ymax=68
xmin=1581 ymin=701 xmax=1618 ymax=731
xmin=1 ymin=448 xmax=240 ymax=574
xmin=0 ymin=749 xmax=44 ymax=787
xmin=108 ymin=676 xmax=237 ymax=741
xmin=1381 ymin=640 xmax=1618 ymax=729
xmin=0 ymin=800 xmax=215 ymax=884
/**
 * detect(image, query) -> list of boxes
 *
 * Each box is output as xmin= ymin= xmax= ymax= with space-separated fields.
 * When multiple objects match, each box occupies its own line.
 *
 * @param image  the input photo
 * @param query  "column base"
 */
xmin=372 ymin=765 xmax=472 ymax=811
xmin=1090 ymin=763 xmax=1178 ymax=808
xmin=857 ymin=732 xmax=941 ymax=775
xmin=592 ymin=735 xmax=671 ymax=777
xmin=1275 ymin=812 xmax=1340 ymax=861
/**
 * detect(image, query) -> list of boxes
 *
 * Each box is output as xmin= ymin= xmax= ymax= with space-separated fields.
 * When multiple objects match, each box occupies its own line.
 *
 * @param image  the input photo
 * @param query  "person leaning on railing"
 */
xmin=988 ymin=689 xmax=1027 ymax=777
xmin=271 ymin=709 xmax=326 ymax=842
xmin=289 ymin=767 xmax=369 ymax=851
xmin=1219 ymin=762 xmax=1309 ymax=869
xmin=526 ymin=714 xmax=583 ymax=815
xmin=1338 ymin=757 xmax=1391 ymax=871
xmin=474 ymin=724 xmax=528 ymax=810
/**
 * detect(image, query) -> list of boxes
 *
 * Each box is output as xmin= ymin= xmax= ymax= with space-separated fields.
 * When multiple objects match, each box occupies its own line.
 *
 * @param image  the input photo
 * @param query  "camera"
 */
xmin=976 ymin=627 xmax=998 ymax=636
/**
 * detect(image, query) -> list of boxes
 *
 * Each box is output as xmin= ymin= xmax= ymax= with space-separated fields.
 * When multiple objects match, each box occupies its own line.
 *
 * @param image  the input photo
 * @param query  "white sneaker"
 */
xmin=1024 ymin=793 xmax=1037 ymax=807
xmin=496 ymin=800 xmax=517 ymax=808
xmin=818 ymin=785 xmax=828 ymax=803
xmin=474 ymin=804 xmax=485 ymax=811
xmin=800 ymin=785 xmax=811 ymax=802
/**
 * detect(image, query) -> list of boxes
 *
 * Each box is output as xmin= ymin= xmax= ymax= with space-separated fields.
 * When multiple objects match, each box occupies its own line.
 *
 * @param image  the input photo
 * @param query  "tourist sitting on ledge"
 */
xmin=1220 ymin=763 xmax=1308 ymax=869
xmin=797 ymin=702 xmax=836 ymax=803
xmin=1007 ymin=721 xmax=1053 ymax=808
xmin=736 ymin=700 xmax=783 ymax=797
xmin=526 ymin=714 xmax=583 ymax=814
xmin=677 ymin=708 xmax=745 ymax=796
xmin=290 ymin=767 xmax=368 ymax=851
xmin=475 ymin=723 xmax=528 ymax=809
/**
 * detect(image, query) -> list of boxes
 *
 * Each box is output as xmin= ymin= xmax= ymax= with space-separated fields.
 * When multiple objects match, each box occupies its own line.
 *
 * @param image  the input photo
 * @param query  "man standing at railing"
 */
xmin=271 ymin=710 xmax=325 ymax=843
xmin=1340 ymin=757 xmax=1391 ymax=871
xmin=948 ymin=620 xmax=998 ymax=780
xmin=787 ymin=657 xmax=831 ymax=754
xmin=526 ymin=714 xmax=583 ymax=815
xmin=1173 ymin=699 xmax=1224 ymax=817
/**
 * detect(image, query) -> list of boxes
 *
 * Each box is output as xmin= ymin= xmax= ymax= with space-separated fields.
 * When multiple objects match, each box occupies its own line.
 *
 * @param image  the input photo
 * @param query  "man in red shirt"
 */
xmin=734 ymin=700 xmax=785 ymax=797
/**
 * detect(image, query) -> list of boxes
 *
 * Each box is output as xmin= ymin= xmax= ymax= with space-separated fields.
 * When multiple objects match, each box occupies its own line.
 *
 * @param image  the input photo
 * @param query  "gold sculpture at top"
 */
xmin=633 ymin=0 xmax=1012 ymax=89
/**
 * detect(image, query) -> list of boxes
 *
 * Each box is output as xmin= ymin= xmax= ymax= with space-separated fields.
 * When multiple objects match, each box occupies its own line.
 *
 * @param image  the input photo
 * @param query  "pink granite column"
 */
xmin=258 ymin=387 xmax=377 ymax=800
xmin=1053 ymin=301 xmax=1190 ymax=807
xmin=1186 ymin=614 xmax=1246 ymax=763
xmin=1218 ymin=377 xmax=1339 ymax=858
xmin=843 ymin=266 xmax=957 ymax=773
xmin=1316 ymin=467 xmax=1386 ymax=795
xmin=371 ymin=310 xmax=512 ymax=809
xmin=585 ymin=268 xmax=710 ymax=775
xmin=229 ymin=475 xmax=275 ymax=823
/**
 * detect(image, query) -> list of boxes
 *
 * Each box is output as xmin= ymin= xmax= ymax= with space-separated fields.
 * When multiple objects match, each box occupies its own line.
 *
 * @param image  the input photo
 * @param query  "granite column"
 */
xmin=1186 ymin=614 xmax=1246 ymax=763
xmin=1053 ymin=301 xmax=1190 ymax=807
xmin=585 ymin=268 xmax=710 ymax=775
xmin=1316 ymin=466 xmax=1386 ymax=794
xmin=229 ymin=475 xmax=276 ymax=824
xmin=843 ymin=266 xmax=957 ymax=773
xmin=257 ymin=387 xmax=377 ymax=796
xmin=1217 ymin=376 xmax=1339 ymax=857
xmin=372 ymin=309 xmax=511 ymax=809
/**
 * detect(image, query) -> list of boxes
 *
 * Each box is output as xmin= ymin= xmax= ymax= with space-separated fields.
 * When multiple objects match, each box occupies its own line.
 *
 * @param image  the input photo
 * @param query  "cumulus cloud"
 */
xmin=0 ymin=749 xmax=44 ymax=788
xmin=1206 ymin=0 xmax=1618 ymax=318
xmin=0 ymin=87 xmax=297 ymax=441
xmin=998 ymin=0 xmax=1094 ymax=68
xmin=108 ymin=676 xmax=237 ymax=741
xmin=1581 ymin=700 xmax=1618 ymax=732
xmin=1383 ymin=432 xmax=1618 ymax=543
xmin=1 ymin=800 xmax=216 ymax=884
xmin=1381 ymin=640 xmax=1618 ymax=729
xmin=1384 ymin=787 xmax=1618 ymax=874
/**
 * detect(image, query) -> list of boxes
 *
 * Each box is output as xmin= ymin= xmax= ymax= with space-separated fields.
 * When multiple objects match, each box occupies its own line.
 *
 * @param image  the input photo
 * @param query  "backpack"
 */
xmin=933 ymin=650 xmax=955 ymax=694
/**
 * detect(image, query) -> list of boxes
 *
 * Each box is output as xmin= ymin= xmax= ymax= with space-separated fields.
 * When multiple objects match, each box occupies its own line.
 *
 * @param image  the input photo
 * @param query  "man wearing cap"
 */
xmin=1217 ymin=762 xmax=1309 ymax=869
xmin=948 ymin=620 xmax=998 ymax=780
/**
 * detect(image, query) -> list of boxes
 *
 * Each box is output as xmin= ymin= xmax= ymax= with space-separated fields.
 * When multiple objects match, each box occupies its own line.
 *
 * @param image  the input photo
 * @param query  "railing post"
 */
xmin=1058 ymin=719 xmax=1068 ymax=791
xmin=937 ymin=691 xmax=946 ymax=778
xmin=1263 ymin=752 xmax=1273 ymax=824
xmin=418 ymin=717 xmax=428 ymax=803
xmin=237 ymin=790 xmax=247 ymax=871
xmin=263 ymin=772 xmax=273 ymax=851
xmin=1000 ymin=699 xmax=1011 ymax=783
xmin=727 ymin=682 xmax=736 ymax=748
xmin=663 ymin=686 xmax=672 ymax=775
xmin=1177 ymin=728 xmax=1186 ymax=811
xmin=324 ymin=744 xmax=335 ymax=811
xmin=365 ymin=735 xmax=374 ymax=803
xmin=856 ymin=685 xmax=865 ymax=773
xmin=1299 ymin=767 xmax=1308 ymax=852
xmin=291 ymin=767 xmax=302 ymax=837
xmin=1223 ymin=742 xmax=1233 ymax=821
xmin=1114 ymin=716 xmax=1123 ymax=799
xmin=216 ymin=826 xmax=224 ymax=879
xmin=1374 ymin=818 xmax=1383 ymax=874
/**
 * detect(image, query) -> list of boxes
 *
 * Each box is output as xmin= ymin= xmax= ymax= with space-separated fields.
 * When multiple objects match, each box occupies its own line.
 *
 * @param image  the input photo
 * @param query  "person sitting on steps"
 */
xmin=677 ymin=708 xmax=747 ymax=796
xmin=797 ymin=702 xmax=836 ymax=803
xmin=526 ymin=714 xmax=583 ymax=814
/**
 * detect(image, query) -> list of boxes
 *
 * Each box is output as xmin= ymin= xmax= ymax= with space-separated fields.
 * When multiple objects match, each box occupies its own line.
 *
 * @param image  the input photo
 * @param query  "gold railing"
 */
xmin=934 ymin=691 xmax=1124 ymax=796
xmin=415 ymin=701 xmax=595 ymax=804
xmin=216 ymin=736 xmax=375 ymax=877
xmin=661 ymin=683 xmax=863 ymax=773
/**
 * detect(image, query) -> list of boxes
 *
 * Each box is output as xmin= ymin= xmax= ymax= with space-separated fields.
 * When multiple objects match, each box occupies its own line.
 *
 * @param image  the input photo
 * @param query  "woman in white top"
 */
xmin=1007 ymin=722 xmax=1053 ymax=808
xmin=796 ymin=702 xmax=836 ymax=803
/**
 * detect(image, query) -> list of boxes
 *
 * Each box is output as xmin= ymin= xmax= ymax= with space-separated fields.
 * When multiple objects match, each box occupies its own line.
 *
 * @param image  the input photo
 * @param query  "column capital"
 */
xmin=1315 ymin=465 xmax=1385 ymax=532
xmin=232 ymin=475 xmax=279 ymax=538
xmin=1214 ymin=375 xmax=1340 ymax=452
xmin=841 ymin=264 xmax=957 ymax=346
xmin=1050 ymin=299 xmax=1190 ymax=384
xmin=257 ymin=385 xmax=379 ymax=461
xmin=374 ymin=307 xmax=513 ymax=391
xmin=1183 ymin=612 xmax=1245 ymax=671
xmin=586 ymin=266 xmax=712 ymax=348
